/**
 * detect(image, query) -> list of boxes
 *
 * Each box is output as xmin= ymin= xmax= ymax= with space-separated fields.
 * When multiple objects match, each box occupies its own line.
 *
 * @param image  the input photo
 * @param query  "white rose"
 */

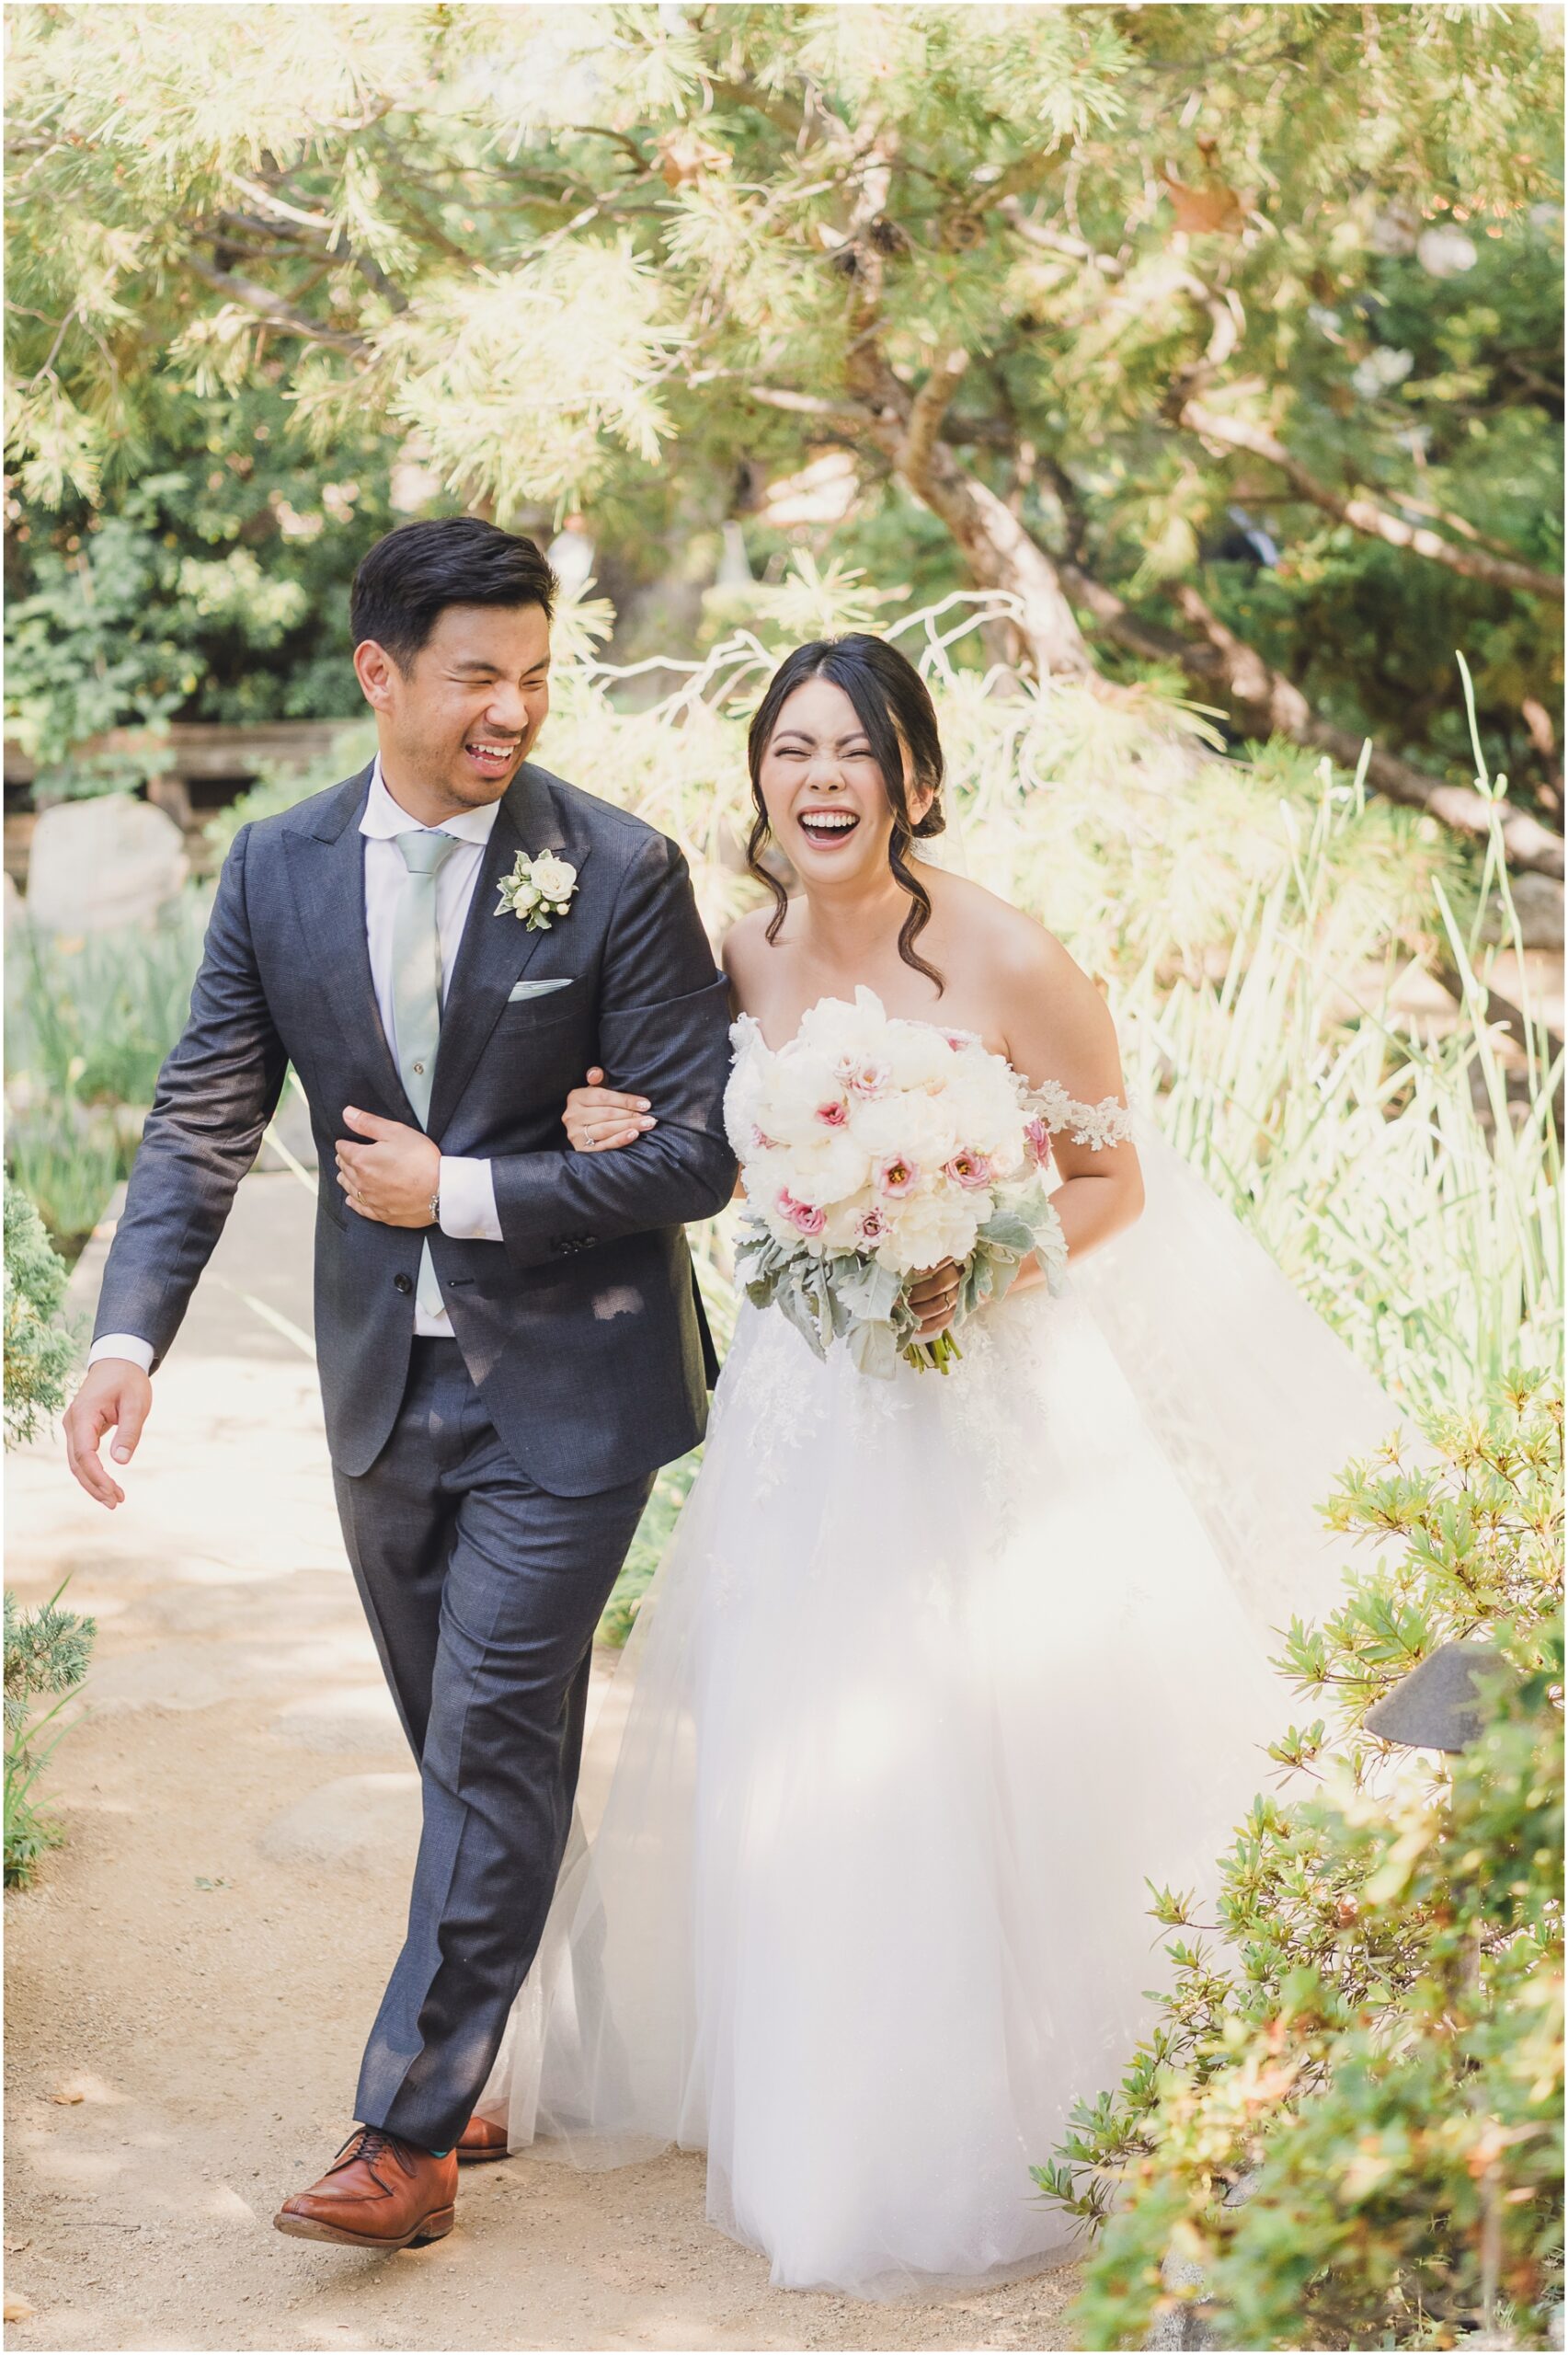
xmin=531 ymin=853 xmax=578 ymax=902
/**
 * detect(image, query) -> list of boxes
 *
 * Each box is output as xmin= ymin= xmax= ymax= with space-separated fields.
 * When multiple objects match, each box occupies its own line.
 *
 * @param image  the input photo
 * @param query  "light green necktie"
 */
xmin=391 ymin=829 xmax=460 ymax=1320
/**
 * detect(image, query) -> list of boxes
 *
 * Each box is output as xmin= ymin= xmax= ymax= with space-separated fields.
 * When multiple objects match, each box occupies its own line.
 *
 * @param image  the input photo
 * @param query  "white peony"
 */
xmin=942 ymin=1060 xmax=1027 ymax=1162
xmin=795 ymin=987 xmax=897 ymax=1063
xmin=885 ymin=1021 xmax=957 ymax=1092
xmin=820 ymin=1186 xmax=876 ymax=1252
xmin=753 ymin=1056 xmax=849 ymax=1147
xmin=876 ymin=1187 xmax=983 ymax=1273
xmin=771 ymin=1130 xmax=872 ymax=1207
xmin=847 ymin=1086 xmax=959 ymax=1166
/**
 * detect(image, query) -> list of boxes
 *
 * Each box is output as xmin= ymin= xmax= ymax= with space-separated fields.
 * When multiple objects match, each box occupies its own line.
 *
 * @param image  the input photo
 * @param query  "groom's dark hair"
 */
xmin=350 ymin=516 xmax=558 ymax=672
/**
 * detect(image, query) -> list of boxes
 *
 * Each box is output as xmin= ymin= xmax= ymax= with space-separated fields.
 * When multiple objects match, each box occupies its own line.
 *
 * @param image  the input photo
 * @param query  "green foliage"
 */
xmin=5 ymin=6 xmax=1560 ymax=798
xmin=5 ymin=1582 xmax=97 ymax=1887
xmin=3 ymin=1187 xmax=76 ymax=1446
xmin=1040 ymin=1372 xmax=1564 ymax=2350
xmin=4 ymin=391 xmax=395 ymax=795
xmin=5 ymin=903 xmax=207 ymax=1252
xmin=202 ymin=720 xmax=377 ymax=856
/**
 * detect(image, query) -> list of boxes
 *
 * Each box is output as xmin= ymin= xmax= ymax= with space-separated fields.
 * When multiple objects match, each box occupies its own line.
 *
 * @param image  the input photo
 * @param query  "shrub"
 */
xmin=1041 ymin=1370 xmax=1564 ymax=2351
xmin=4 ymin=1185 xmax=76 ymax=1444
xmin=3 ymin=1194 xmax=94 ymax=1886
xmin=5 ymin=902 xmax=207 ymax=1253
xmin=5 ymin=1584 xmax=97 ymax=1887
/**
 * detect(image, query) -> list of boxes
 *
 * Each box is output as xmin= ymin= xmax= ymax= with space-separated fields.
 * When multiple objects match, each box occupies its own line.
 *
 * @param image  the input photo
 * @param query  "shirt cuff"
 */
xmin=89 ymin=1334 xmax=155 ymax=1374
xmin=438 ymin=1156 xmax=503 ymax=1243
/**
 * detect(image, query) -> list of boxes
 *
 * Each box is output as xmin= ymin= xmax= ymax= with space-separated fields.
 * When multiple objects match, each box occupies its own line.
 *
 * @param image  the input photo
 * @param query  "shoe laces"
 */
xmin=335 ymin=2125 xmax=411 ymax=2178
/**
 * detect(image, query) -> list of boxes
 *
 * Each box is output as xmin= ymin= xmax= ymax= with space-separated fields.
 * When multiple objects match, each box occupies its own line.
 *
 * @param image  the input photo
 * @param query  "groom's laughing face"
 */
xmin=361 ymin=602 xmax=553 ymax=814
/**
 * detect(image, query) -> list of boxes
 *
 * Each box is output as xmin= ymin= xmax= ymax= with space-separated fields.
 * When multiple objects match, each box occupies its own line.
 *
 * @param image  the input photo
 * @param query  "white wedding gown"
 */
xmin=476 ymin=1012 xmax=1406 ymax=2300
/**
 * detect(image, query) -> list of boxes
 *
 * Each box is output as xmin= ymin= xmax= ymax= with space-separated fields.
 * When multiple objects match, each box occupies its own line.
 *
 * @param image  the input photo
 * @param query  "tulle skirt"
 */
xmin=477 ymin=1125 xmax=1405 ymax=2299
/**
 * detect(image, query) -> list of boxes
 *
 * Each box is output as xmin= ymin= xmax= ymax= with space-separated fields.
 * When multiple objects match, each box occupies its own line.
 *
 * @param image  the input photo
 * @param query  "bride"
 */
xmin=473 ymin=633 xmax=1402 ymax=2300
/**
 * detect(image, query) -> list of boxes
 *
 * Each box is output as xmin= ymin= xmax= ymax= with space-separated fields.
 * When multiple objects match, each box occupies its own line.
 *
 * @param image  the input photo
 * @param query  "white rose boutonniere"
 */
xmin=495 ymin=849 xmax=578 ymax=932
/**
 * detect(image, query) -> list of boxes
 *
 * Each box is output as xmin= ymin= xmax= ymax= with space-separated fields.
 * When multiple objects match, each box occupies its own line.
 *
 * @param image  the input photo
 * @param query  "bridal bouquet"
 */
xmin=727 ymin=989 xmax=1069 ymax=1378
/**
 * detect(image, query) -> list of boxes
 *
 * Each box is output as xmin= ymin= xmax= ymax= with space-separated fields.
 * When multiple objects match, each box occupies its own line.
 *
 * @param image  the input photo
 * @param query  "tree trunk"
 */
xmin=897 ymin=443 xmax=1097 ymax=678
xmin=852 ymin=354 xmax=1098 ymax=678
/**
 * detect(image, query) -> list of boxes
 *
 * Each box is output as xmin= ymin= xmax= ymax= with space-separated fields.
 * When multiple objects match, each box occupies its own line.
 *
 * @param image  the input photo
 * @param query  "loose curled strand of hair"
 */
xmin=747 ymin=806 xmax=792 ymax=945
xmin=887 ymin=824 xmax=943 ymax=991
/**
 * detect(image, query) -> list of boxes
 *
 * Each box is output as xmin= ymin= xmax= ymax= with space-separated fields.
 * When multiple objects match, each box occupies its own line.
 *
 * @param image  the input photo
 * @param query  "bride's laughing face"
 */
xmin=759 ymin=676 xmax=930 ymax=888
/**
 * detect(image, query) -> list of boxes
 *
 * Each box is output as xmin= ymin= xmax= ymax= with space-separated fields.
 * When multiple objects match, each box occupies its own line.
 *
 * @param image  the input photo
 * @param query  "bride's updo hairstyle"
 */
xmin=746 ymin=634 xmax=947 ymax=987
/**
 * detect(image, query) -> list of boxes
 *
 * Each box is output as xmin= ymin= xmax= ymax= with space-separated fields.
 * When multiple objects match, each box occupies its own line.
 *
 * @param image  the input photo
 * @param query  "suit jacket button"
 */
xmin=394 ymin=1272 xmax=414 ymax=1295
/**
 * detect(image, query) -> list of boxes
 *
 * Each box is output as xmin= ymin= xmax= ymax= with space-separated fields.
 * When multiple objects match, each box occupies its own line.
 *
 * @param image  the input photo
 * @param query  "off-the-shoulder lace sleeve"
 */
xmin=1031 ymin=1079 xmax=1136 ymax=1151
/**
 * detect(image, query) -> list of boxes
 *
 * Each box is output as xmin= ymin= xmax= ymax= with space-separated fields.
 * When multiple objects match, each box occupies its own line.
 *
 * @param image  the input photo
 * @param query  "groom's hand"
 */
xmin=336 ymin=1108 xmax=441 ymax=1228
xmin=64 ymin=1359 xmax=154 ymax=1509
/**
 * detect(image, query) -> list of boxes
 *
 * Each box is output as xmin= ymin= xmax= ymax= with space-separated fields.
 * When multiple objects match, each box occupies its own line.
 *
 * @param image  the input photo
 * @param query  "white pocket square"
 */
xmin=508 ymin=976 xmax=573 ymax=1003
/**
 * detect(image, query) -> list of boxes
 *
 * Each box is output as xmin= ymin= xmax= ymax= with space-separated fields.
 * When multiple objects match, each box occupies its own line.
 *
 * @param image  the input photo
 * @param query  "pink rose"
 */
xmin=815 ymin=1098 xmax=849 ymax=1127
xmin=1024 ymin=1117 xmax=1053 ymax=1169
xmin=944 ymin=1150 xmax=992 ymax=1190
xmin=876 ymin=1156 xmax=920 ymax=1198
xmin=777 ymin=1188 xmax=826 ymax=1236
xmin=857 ymin=1206 xmax=889 ymax=1247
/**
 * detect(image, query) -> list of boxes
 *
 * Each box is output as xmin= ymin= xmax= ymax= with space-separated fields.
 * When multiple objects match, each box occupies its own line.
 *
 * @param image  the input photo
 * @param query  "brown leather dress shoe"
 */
xmin=273 ymin=2128 xmax=458 ymax=2249
xmin=455 ymin=2112 xmax=509 ymax=2165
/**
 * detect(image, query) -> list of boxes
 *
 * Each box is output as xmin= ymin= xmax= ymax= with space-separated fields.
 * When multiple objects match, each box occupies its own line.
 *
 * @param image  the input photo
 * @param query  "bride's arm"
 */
xmin=1001 ymin=926 xmax=1143 ymax=1288
xmin=563 ymin=918 xmax=758 ymax=1188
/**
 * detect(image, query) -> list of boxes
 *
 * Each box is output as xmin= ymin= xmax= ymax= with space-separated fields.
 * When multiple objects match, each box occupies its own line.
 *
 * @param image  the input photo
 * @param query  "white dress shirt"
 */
xmin=90 ymin=756 xmax=506 ymax=1373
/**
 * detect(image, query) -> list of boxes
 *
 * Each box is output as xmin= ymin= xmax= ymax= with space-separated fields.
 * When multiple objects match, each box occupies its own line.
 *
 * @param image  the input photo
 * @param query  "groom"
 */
xmin=62 ymin=516 xmax=737 ymax=2248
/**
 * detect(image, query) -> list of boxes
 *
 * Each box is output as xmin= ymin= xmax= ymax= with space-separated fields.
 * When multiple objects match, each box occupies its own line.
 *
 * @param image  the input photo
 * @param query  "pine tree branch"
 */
xmin=1174 ymin=396 xmax=1565 ymax=600
xmin=181 ymin=255 xmax=369 ymax=354
xmin=747 ymin=385 xmax=876 ymax=432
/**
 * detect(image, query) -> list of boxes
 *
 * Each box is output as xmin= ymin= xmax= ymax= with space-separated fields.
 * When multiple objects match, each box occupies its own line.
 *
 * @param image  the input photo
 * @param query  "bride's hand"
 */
xmin=907 ymin=1259 xmax=962 ymax=1339
xmin=563 ymin=1068 xmax=658 ymax=1154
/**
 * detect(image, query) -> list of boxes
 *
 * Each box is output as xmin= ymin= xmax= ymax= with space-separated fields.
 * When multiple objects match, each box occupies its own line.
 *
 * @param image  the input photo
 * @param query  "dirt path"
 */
xmin=5 ymin=1174 xmax=1079 ymax=2352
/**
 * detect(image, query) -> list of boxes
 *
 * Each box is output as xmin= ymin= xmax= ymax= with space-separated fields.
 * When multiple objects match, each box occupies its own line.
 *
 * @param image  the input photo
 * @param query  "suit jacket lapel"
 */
xmin=282 ymin=767 xmax=418 ymax=1123
xmin=428 ymin=764 xmax=592 ymax=1135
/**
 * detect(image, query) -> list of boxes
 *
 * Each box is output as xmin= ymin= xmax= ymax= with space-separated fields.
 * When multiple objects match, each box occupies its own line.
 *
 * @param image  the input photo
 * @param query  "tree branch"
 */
xmin=1059 ymin=558 xmax=1564 ymax=877
xmin=902 ymin=349 xmax=968 ymax=485
xmin=1174 ymin=396 xmax=1565 ymax=600
xmin=181 ymin=255 xmax=369 ymax=354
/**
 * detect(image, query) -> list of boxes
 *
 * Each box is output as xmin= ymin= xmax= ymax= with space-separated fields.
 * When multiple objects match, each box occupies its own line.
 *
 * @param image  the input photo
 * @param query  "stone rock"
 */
xmin=1146 ymin=2257 xmax=1219 ymax=2350
xmin=1482 ymin=871 xmax=1564 ymax=951
xmin=257 ymin=1773 xmax=421 ymax=1871
xmin=24 ymin=796 xmax=189 ymax=933
xmin=1365 ymin=1641 xmax=1505 ymax=1753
